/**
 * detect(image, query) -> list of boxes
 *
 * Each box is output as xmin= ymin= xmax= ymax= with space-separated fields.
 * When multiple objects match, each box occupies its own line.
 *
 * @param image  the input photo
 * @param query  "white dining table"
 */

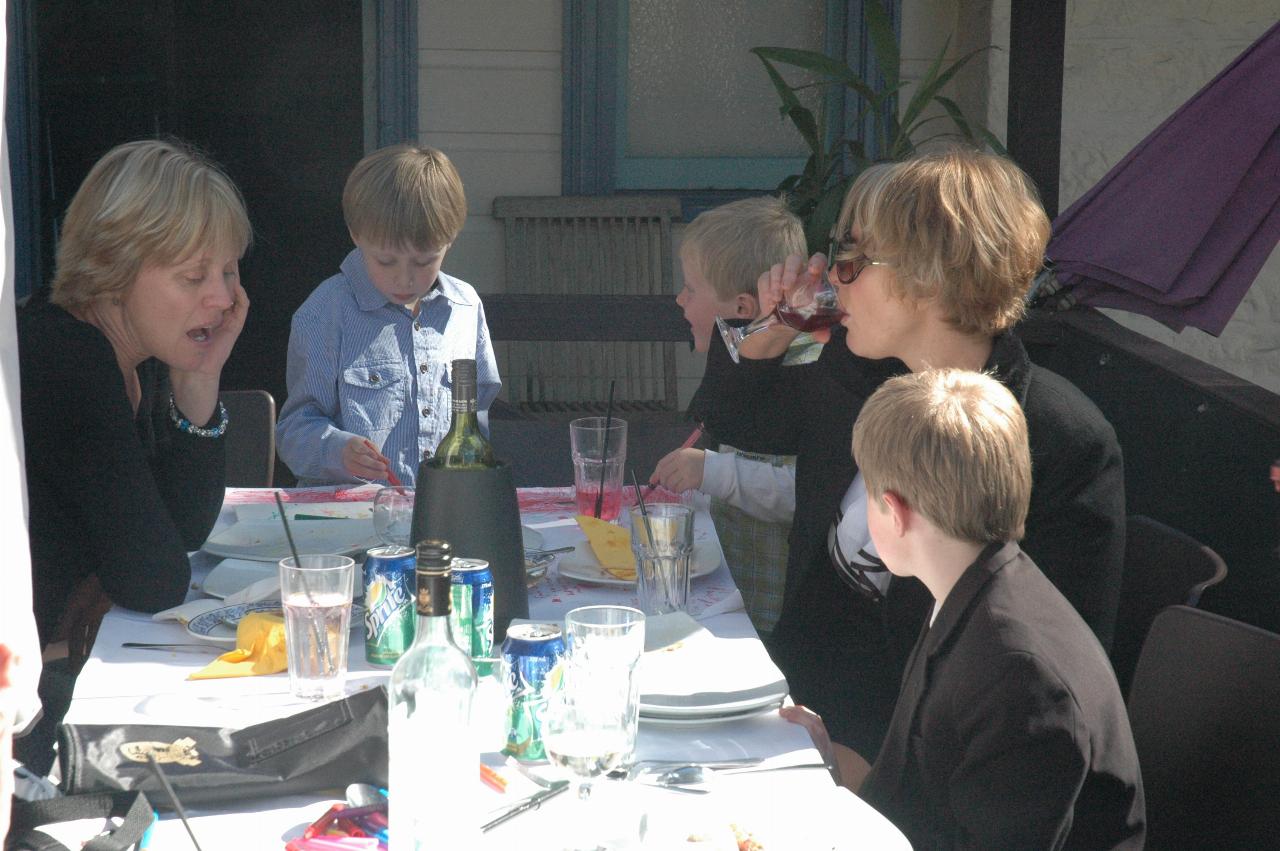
xmin=58 ymin=486 xmax=909 ymax=850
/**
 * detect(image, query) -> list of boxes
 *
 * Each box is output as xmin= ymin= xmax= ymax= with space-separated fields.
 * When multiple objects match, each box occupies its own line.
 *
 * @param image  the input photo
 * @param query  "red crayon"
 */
xmin=303 ymin=803 xmax=344 ymax=840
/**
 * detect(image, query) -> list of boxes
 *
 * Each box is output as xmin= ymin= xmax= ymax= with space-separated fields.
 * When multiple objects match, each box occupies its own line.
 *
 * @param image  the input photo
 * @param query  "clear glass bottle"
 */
xmin=388 ymin=539 xmax=479 ymax=849
xmin=431 ymin=358 xmax=497 ymax=469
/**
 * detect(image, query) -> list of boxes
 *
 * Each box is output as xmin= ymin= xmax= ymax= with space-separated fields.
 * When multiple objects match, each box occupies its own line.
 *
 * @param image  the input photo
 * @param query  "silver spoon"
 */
xmin=346 ymin=782 xmax=385 ymax=807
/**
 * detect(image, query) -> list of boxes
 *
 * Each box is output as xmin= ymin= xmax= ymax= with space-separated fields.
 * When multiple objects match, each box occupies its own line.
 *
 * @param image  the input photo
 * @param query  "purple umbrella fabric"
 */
xmin=1047 ymin=20 xmax=1280 ymax=336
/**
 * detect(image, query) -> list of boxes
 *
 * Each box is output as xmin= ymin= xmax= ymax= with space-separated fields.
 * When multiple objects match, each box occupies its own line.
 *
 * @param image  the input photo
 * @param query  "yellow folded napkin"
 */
xmin=188 ymin=611 xmax=288 ymax=680
xmin=575 ymin=514 xmax=637 ymax=580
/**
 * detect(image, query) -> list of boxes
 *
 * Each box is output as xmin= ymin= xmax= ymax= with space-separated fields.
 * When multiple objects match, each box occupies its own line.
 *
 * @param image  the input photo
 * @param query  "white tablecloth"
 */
xmin=60 ymin=487 xmax=909 ymax=849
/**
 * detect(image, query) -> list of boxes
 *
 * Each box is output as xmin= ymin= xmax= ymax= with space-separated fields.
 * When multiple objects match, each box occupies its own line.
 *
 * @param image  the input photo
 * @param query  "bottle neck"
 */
xmin=451 ymin=380 xmax=479 ymax=415
xmin=413 ymin=611 xmax=459 ymax=647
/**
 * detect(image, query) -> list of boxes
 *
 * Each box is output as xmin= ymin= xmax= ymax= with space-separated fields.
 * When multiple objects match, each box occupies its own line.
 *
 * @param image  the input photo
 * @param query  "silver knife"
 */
xmin=481 ymin=779 xmax=570 ymax=832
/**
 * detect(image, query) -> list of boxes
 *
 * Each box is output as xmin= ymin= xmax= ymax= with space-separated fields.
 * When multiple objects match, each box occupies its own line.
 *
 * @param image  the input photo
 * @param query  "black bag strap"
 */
xmin=7 ymin=791 xmax=152 ymax=851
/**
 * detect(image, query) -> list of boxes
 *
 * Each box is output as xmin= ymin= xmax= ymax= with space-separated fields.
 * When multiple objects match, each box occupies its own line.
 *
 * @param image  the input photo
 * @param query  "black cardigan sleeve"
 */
xmin=20 ymin=305 xmax=225 ymax=631
xmin=690 ymin=328 xmax=808 ymax=456
xmin=1021 ymin=367 xmax=1126 ymax=651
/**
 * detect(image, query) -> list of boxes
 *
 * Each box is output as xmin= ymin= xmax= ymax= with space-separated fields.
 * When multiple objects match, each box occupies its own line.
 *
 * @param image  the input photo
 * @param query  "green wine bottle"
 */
xmin=431 ymin=358 xmax=497 ymax=469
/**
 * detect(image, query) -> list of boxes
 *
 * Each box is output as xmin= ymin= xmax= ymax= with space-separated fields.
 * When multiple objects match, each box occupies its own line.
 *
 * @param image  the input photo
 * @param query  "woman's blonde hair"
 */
xmin=834 ymin=148 xmax=1049 ymax=336
xmin=51 ymin=139 xmax=251 ymax=309
xmin=852 ymin=368 xmax=1031 ymax=545
xmin=681 ymin=196 xmax=807 ymax=300
xmin=343 ymin=144 xmax=466 ymax=251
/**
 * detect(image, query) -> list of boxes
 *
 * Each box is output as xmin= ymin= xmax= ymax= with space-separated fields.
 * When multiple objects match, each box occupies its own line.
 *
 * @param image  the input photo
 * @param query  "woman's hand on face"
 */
xmin=343 ymin=436 xmax=391 ymax=481
xmin=649 ymin=448 xmax=705 ymax=494
xmin=199 ymin=278 xmax=250 ymax=379
xmin=169 ymin=279 xmax=249 ymax=425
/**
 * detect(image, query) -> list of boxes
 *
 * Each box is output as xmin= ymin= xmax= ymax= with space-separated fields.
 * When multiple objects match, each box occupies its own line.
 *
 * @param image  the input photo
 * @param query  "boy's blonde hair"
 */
xmin=681 ymin=196 xmax=806 ymax=300
xmin=834 ymin=148 xmax=1050 ymax=337
xmin=853 ymin=368 xmax=1031 ymax=545
xmin=343 ymin=144 xmax=466 ymax=251
xmin=52 ymin=139 xmax=251 ymax=309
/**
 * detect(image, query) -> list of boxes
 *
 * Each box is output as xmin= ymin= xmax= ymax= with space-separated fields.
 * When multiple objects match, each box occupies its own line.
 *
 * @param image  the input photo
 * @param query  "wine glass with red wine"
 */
xmin=715 ymin=278 xmax=845 ymax=363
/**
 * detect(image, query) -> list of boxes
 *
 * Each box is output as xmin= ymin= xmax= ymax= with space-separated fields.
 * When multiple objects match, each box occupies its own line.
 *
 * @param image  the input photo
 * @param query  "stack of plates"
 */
xmin=638 ymin=614 xmax=788 ymax=726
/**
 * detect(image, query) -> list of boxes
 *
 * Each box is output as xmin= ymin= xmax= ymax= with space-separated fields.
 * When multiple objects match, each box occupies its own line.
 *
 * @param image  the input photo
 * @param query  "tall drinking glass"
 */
xmin=542 ymin=605 xmax=645 ymax=850
xmin=278 ymin=554 xmax=355 ymax=700
xmin=569 ymin=417 xmax=628 ymax=522
xmin=629 ymin=503 xmax=694 ymax=616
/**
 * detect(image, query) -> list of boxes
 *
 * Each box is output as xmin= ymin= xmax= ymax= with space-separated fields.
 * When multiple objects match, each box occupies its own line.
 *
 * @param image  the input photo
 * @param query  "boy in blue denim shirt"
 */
xmin=277 ymin=145 xmax=500 ymax=486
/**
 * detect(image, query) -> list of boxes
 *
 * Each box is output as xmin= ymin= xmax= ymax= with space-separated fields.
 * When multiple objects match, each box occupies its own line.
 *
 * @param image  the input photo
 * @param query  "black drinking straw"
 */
xmin=629 ymin=469 xmax=656 ymax=553
xmin=594 ymin=379 xmax=617 ymax=518
xmin=148 ymin=754 xmax=205 ymax=851
xmin=275 ymin=491 xmax=331 ymax=674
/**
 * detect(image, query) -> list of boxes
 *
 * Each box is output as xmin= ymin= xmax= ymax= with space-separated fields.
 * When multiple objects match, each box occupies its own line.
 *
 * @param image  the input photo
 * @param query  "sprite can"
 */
xmin=501 ymin=623 xmax=566 ymax=762
xmin=363 ymin=545 xmax=416 ymax=666
xmin=449 ymin=557 xmax=494 ymax=668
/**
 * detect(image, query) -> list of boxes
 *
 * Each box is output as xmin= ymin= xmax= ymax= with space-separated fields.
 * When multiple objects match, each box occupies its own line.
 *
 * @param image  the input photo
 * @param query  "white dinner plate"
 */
xmin=639 ymin=682 xmax=790 ymax=719
xmin=638 ymin=702 xmax=783 ymax=726
xmin=556 ymin=538 xmax=720 ymax=587
xmin=202 ymin=558 xmax=279 ymax=599
xmin=185 ymin=601 xmax=364 ymax=647
xmin=202 ymin=518 xmax=381 ymax=562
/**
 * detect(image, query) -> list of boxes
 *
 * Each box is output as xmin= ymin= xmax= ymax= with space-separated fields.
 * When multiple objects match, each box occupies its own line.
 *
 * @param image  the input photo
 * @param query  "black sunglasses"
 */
xmin=828 ymin=240 xmax=890 ymax=285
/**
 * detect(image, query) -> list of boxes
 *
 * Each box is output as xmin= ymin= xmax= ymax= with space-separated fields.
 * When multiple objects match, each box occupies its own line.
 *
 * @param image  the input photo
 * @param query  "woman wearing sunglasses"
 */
xmin=693 ymin=148 xmax=1125 ymax=765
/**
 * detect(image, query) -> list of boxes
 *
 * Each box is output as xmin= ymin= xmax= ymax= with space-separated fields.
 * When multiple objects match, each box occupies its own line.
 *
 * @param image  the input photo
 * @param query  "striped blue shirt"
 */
xmin=276 ymin=248 xmax=501 ymax=486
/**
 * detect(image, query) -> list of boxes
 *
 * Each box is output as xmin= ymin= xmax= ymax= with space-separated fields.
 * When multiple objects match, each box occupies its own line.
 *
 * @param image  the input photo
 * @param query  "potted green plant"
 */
xmin=755 ymin=1 xmax=1006 ymax=253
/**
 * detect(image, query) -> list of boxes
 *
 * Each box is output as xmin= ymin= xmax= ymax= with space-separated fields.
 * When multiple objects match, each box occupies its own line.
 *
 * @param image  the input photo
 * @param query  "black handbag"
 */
xmin=6 ymin=791 xmax=153 ymax=851
xmin=56 ymin=686 xmax=387 ymax=808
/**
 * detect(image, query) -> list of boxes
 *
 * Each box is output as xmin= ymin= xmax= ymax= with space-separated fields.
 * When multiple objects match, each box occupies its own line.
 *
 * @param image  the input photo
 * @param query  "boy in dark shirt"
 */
xmin=787 ymin=368 xmax=1145 ymax=849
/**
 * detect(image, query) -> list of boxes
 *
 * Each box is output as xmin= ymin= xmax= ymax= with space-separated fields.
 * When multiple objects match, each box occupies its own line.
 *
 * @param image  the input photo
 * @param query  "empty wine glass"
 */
xmin=715 ymin=273 xmax=846 ymax=363
xmin=372 ymin=485 xmax=415 ymax=547
xmin=542 ymin=605 xmax=645 ymax=851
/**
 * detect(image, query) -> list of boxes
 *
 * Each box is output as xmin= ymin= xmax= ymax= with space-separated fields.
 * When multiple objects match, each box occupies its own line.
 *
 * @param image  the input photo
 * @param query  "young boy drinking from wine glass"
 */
xmin=648 ymin=196 xmax=817 ymax=636
xmin=277 ymin=144 xmax=500 ymax=486
xmin=784 ymin=368 xmax=1145 ymax=849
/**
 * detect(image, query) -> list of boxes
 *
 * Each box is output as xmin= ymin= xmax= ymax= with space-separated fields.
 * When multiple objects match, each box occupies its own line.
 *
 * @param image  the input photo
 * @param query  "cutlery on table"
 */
xmin=483 ymin=761 xmax=570 ymax=832
xmin=524 ymin=545 xmax=575 ymax=557
xmin=121 ymin=642 xmax=220 ymax=653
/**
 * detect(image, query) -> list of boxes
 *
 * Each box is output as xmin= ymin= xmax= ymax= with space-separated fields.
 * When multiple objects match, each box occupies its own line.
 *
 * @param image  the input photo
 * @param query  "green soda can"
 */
xmin=501 ymin=623 xmax=566 ymax=762
xmin=363 ymin=545 xmax=417 ymax=666
xmin=449 ymin=557 xmax=494 ymax=670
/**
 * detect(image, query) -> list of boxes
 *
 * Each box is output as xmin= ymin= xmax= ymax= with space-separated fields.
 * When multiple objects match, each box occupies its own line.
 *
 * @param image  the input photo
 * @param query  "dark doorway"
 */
xmin=30 ymin=0 xmax=366 ymax=484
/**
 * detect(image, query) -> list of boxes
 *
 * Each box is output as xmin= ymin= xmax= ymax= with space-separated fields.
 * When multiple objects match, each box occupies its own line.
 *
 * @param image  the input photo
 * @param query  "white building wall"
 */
xmin=418 ymin=0 xmax=563 ymax=295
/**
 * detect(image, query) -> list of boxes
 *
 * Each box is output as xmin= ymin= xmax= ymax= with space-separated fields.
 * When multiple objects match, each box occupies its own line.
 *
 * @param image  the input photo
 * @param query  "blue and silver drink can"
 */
xmin=450 ymin=557 xmax=494 ymax=664
xmin=501 ymin=623 xmax=566 ymax=762
xmin=363 ymin=544 xmax=416 ymax=666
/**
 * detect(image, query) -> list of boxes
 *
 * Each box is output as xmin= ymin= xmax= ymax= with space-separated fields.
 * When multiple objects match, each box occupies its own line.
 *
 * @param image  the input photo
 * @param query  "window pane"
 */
xmin=626 ymin=0 xmax=827 ymax=158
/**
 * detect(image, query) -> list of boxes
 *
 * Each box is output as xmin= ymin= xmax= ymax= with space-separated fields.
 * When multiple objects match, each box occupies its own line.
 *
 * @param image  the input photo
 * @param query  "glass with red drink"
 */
xmin=716 ymin=276 xmax=845 ymax=362
xmin=569 ymin=416 xmax=628 ymax=522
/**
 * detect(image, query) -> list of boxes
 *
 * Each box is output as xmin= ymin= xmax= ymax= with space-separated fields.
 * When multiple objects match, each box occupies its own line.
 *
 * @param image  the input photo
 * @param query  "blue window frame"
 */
xmin=563 ymin=0 xmax=901 ymax=205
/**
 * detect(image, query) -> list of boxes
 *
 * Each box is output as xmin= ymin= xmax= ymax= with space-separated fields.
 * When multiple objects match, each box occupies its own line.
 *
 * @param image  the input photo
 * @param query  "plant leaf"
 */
xmin=863 ymin=0 xmax=899 ymax=90
xmin=786 ymin=105 xmax=823 ymax=154
xmin=900 ymin=45 xmax=991 ymax=139
xmin=972 ymin=124 xmax=1009 ymax=156
xmin=752 ymin=46 xmax=880 ymax=104
xmin=933 ymin=96 xmax=973 ymax=140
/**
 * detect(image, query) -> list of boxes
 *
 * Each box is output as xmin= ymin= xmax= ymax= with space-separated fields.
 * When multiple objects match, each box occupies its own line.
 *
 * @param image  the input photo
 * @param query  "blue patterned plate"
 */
xmin=186 ymin=601 xmax=363 ymax=647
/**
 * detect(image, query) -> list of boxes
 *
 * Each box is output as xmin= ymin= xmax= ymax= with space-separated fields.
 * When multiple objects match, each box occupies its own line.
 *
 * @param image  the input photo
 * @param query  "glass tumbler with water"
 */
xmin=629 ymin=502 xmax=695 ymax=616
xmin=278 ymin=554 xmax=355 ymax=700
